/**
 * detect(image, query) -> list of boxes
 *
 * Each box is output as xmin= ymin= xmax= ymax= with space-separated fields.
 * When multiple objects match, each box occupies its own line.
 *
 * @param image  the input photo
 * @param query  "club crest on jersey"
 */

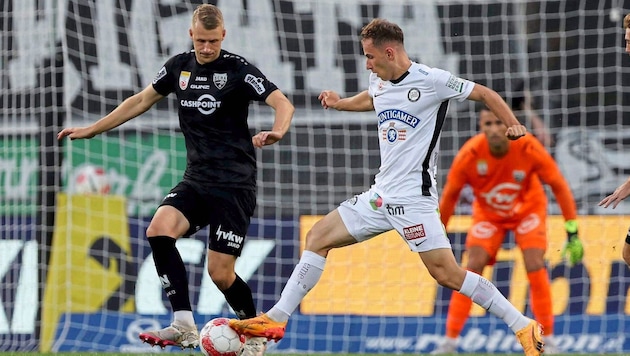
xmin=513 ymin=170 xmax=525 ymax=182
xmin=476 ymin=160 xmax=488 ymax=175
xmin=213 ymin=73 xmax=227 ymax=89
xmin=179 ymin=71 xmax=191 ymax=90
xmin=382 ymin=122 xmax=407 ymax=144
xmin=407 ymin=88 xmax=420 ymax=102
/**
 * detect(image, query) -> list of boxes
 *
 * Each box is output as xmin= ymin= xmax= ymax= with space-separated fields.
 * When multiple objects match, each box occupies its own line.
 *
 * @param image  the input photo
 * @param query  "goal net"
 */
xmin=2 ymin=0 xmax=630 ymax=353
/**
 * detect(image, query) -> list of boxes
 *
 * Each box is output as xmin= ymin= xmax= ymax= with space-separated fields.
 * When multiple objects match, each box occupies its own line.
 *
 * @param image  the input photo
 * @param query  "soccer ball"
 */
xmin=73 ymin=165 xmax=110 ymax=195
xmin=200 ymin=318 xmax=245 ymax=356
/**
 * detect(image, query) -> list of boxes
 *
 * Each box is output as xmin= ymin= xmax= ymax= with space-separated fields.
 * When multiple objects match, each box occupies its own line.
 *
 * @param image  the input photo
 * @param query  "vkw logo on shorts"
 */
xmin=403 ymin=224 xmax=426 ymax=241
xmin=216 ymin=225 xmax=244 ymax=249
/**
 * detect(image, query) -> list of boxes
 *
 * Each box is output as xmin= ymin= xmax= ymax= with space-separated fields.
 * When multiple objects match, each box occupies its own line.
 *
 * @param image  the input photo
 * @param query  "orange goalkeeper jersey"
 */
xmin=440 ymin=133 xmax=577 ymax=224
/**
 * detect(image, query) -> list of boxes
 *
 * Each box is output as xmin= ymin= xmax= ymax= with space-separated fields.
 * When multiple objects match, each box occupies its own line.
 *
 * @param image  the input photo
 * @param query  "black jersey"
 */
xmin=152 ymin=49 xmax=278 ymax=190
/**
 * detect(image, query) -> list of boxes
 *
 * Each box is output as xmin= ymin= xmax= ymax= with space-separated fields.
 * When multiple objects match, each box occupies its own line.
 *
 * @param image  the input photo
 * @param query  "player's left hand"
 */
xmin=252 ymin=131 xmax=283 ymax=148
xmin=57 ymin=126 xmax=96 ymax=140
xmin=562 ymin=220 xmax=584 ymax=266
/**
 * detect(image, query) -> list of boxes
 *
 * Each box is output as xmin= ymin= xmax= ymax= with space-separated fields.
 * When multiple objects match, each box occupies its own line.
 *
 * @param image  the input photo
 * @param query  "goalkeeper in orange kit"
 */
xmin=432 ymin=107 xmax=584 ymax=355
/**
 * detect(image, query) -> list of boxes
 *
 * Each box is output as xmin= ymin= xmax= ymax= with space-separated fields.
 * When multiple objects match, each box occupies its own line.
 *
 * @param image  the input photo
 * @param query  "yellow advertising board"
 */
xmin=41 ymin=193 xmax=131 ymax=351
xmin=300 ymin=215 xmax=630 ymax=316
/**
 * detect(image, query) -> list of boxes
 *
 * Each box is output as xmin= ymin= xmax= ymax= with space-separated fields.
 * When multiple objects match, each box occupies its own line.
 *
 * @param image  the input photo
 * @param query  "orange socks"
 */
xmin=445 ymin=291 xmax=474 ymax=338
xmin=527 ymin=268 xmax=553 ymax=335
xmin=446 ymin=268 xmax=553 ymax=338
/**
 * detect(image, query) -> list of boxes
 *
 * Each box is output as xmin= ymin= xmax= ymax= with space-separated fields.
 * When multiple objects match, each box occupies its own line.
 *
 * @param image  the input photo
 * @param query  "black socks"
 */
xmin=222 ymin=274 xmax=256 ymax=319
xmin=148 ymin=236 xmax=192 ymax=311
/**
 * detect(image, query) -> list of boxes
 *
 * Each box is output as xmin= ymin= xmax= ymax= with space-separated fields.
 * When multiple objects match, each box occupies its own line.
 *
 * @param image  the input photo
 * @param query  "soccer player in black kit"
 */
xmin=57 ymin=4 xmax=294 ymax=356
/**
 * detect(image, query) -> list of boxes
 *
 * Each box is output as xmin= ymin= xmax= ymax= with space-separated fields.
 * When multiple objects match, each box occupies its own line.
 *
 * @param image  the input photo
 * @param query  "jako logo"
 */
xmin=215 ymin=225 xmax=244 ymax=249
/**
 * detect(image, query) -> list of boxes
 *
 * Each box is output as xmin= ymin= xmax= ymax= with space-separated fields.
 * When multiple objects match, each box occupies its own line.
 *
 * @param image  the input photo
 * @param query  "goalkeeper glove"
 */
xmin=562 ymin=220 xmax=584 ymax=266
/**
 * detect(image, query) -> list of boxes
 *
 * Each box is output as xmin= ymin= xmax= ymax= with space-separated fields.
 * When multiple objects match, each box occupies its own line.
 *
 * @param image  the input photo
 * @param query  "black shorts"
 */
xmin=160 ymin=181 xmax=255 ymax=256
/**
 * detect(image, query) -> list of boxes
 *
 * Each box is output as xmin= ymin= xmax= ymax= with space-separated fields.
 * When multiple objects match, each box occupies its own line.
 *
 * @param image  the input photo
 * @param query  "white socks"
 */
xmin=173 ymin=310 xmax=195 ymax=328
xmin=267 ymin=251 xmax=326 ymax=322
xmin=458 ymin=271 xmax=530 ymax=332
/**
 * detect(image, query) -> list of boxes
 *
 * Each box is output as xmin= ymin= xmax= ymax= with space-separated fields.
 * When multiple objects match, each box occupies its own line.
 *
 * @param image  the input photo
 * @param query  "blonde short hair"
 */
xmin=192 ymin=4 xmax=223 ymax=30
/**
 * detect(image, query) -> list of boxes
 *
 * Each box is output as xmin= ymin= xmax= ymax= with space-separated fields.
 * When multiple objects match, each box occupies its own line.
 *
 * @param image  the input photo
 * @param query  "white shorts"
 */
xmin=338 ymin=189 xmax=452 ymax=252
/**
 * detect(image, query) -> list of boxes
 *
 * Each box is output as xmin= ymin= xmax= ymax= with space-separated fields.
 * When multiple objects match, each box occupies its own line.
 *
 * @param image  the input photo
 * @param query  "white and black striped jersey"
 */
xmin=368 ymin=62 xmax=474 ymax=208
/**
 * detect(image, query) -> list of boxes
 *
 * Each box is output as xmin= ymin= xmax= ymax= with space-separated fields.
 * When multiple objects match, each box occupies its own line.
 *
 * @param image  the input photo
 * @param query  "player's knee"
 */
xmin=434 ymin=273 xmax=460 ymax=290
xmin=145 ymin=224 xmax=162 ymax=237
xmin=429 ymin=266 xmax=461 ymax=290
xmin=523 ymin=256 xmax=546 ymax=272
xmin=207 ymin=266 xmax=234 ymax=290
xmin=146 ymin=220 xmax=186 ymax=238
xmin=304 ymin=227 xmax=331 ymax=254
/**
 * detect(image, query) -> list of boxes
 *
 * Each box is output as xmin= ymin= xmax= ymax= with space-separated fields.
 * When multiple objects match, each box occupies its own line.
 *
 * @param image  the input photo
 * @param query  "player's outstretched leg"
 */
xmin=229 ymin=313 xmax=287 ymax=341
xmin=139 ymin=323 xmax=199 ymax=349
xmin=515 ymin=319 xmax=544 ymax=356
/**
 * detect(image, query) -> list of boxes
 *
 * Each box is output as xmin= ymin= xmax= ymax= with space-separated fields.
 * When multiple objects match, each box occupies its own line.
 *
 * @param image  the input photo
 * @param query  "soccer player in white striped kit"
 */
xmin=230 ymin=18 xmax=544 ymax=356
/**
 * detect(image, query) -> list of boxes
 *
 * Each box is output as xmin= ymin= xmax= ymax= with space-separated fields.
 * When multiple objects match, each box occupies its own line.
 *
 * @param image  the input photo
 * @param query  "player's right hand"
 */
xmin=57 ymin=127 xmax=96 ymax=140
xmin=252 ymin=131 xmax=283 ymax=148
xmin=599 ymin=179 xmax=630 ymax=209
xmin=505 ymin=124 xmax=527 ymax=140
xmin=318 ymin=90 xmax=340 ymax=109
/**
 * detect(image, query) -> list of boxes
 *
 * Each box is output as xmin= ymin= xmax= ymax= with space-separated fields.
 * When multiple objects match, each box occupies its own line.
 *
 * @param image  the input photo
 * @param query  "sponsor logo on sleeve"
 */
xmin=245 ymin=74 xmax=266 ymax=95
xmin=153 ymin=66 xmax=167 ymax=84
xmin=446 ymin=75 xmax=465 ymax=93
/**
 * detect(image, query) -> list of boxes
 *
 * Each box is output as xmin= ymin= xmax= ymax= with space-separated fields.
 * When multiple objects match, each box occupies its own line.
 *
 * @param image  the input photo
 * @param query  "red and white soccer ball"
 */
xmin=200 ymin=318 xmax=245 ymax=356
xmin=74 ymin=165 xmax=111 ymax=195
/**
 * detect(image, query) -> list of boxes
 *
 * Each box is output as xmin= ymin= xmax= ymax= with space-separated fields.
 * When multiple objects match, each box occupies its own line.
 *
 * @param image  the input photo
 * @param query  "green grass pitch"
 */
xmin=0 ymin=353 xmax=600 ymax=356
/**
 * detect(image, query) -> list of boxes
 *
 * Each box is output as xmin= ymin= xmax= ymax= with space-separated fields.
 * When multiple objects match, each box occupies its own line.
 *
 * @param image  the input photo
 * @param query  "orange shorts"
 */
xmin=466 ymin=210 xmax=547 ymax=260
